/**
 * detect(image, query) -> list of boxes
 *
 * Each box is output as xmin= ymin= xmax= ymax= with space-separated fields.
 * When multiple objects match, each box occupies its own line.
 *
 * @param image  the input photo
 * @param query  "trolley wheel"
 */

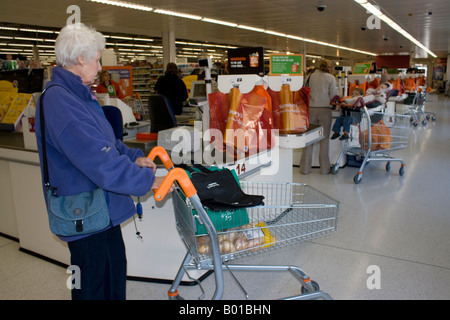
xmin=331 ymin=164 xmax=339 ymax=175
xmin=410 ymin=117 xmax=414 ymax=123
xmin=412 ymin=121 xmax=418 ymax=127
xmin=426 ymin=115 xmax=431 ymax=120
xmin=432 ymin=116 xmax=436 ymax=121
xmin=385 ymin=162 xmax=391 ymax=172
xmin=399 ymin=166 xmax=405 ymax=176
xmin=354 ymin=173 xmax=362 ymax=184
xmin=168 ymin=290 xmax=185 ymax=300
xmin=301 ymin=280 xmax=320 ymax=294
xmin=422 ymin=120 xmax=427 ymax=126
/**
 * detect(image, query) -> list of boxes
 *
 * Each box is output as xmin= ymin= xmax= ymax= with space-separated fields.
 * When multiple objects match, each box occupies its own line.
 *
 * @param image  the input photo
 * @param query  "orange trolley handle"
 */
xmin=147 ymin=146 xmax=174 ymax=170
xmin=147 ymin=146 xmax=197 ymax=201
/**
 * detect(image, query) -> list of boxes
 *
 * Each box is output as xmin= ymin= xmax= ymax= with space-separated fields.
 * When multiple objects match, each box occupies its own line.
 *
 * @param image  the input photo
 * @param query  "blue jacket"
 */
xmin=35 ymin=67 xmax=155 ymax=242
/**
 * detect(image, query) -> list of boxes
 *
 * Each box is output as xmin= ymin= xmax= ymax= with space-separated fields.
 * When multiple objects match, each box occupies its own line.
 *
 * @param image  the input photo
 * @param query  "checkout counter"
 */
xmin=0 ymin=74 xmax=325 ymax=283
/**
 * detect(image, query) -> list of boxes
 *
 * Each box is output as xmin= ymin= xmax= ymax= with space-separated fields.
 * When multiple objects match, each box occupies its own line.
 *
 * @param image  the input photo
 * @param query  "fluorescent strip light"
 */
xmin=0 ymin=27 xmax=19 ymax=31
xmin=264 ymin=30 xmax=286 ymax=37
xmin=154 ymin=9 xmax=201 ymax=20
xmin=8 ymin=43 xmax=35 ymax=47
xmin=202 ymin=18 xmax=237 ymax=27
xmin=185 ymin=42 xmax=204 ymax=46
xmin=15 ymin=37 xmax=44 ymax=41
xmin=134 ymin=38 xmax=154 ymax=42
xmin=110 ymin=36 xmax=134 ymax=40
xmin=360 ymin=3 xmax=382 ymax=16
xmin=19 ymin=28 xmax=55 ymax=34
xmin=286 ymin=35 xmax=305 ymax=41
xmin=87 ymin=0 xmax=153 ymax=11
xmin=237 ymin=25 xmax=266 ymax=33
xmin=181 ymin=48 xmax=202 ymax=51
xmin=214 ymin=44 xmax=237 ymax=49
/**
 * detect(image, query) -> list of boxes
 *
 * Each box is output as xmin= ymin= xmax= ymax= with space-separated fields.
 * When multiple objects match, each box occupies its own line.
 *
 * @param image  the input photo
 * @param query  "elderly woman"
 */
xmin=300 ymin=59 xmax=337 ymax=175
xmin=35 ymin=23 xmax=166 ymax=300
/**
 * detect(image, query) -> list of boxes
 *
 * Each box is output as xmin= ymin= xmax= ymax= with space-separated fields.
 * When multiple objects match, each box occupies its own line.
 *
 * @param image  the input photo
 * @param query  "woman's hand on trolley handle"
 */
xmin=151 ymin=176 xmax=175 ymax=193
xmin=135 ymin=157 xmax=157 ymax=172
xmin=135 ymin=157 xmax=175 ymax=193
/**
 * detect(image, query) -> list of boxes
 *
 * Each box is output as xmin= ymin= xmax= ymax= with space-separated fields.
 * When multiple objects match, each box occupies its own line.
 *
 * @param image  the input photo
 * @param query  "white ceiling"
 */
xmin=0 ymin=0 xmax=449 ymax=60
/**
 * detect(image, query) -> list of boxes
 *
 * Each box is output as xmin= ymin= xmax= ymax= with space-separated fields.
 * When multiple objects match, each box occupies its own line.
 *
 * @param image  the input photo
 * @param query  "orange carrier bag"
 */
xmin=251 ymin=85 xmax=275 ymax=152
xmin=268 ymin=84 xmax=310 ymax=134
xmin=374 ymin=120 xmax=391 ymax=150
xmin=223 ymin=87 xmax=267 ymax=155
xmin=208 ymin=91 xmax=230 ymax=151
xmin=361 ymin=119 xmax=391 ymax=151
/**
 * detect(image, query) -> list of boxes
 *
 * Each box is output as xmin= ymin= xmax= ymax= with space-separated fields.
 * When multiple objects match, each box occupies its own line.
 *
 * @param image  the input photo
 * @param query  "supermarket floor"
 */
xmin=1 ymin=94 xmax=449 ymax=300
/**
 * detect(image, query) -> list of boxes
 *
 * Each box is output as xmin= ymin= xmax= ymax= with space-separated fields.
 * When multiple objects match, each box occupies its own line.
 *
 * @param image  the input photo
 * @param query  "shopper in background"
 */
xmin=155 ymin=62 xmax=188 ymax=115
xmin=35 ymin=23 xmax=169 ymax=300
xmin=300 ymin=59 xmax=337 ymax=175
xmin=96 ymin=70 xmax=131 ymax=102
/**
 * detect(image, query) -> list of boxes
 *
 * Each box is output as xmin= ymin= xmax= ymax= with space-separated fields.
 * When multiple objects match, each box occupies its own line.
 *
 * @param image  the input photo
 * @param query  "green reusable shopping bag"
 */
xmin=178 ymin=164 xmax=255 ymax=235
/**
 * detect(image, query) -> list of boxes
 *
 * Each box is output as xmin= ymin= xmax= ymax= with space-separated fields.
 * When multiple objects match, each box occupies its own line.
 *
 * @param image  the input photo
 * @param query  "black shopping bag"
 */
xmin=178 ymin=163 xmax=265 ymax=210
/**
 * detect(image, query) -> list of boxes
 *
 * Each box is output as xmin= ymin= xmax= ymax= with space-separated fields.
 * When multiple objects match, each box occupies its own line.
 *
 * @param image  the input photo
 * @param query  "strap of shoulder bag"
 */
xmin=39 ymin=84 xmax=70 ymax=195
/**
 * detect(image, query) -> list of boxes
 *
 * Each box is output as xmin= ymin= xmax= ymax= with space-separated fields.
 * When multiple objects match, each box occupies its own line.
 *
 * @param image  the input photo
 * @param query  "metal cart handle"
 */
xmin=147 ymin=146 xmax=174 ymax=170
xmin=147 ymin=146 xmax=197 ymax=201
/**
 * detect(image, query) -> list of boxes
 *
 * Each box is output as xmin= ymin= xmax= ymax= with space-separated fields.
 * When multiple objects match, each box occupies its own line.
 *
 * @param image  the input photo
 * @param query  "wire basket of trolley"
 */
xmin=330 ymin=94 xmax=410 ymax=184
xmin=147 ymin=146 xmax=340 ymax=300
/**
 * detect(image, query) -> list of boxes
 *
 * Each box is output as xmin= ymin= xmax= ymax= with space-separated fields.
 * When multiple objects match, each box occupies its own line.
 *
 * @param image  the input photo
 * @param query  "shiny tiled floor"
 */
xmin=1 ymin=94 xmax=449 ymax=300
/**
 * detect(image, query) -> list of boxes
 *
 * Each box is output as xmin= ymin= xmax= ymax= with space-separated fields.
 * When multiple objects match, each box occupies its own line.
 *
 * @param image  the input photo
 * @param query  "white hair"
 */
xmin=55 ymin=23 xmax=105 ymax=68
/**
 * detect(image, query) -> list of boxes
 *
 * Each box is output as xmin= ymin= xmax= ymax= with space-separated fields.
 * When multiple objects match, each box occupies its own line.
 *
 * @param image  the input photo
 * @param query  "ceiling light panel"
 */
xmin=87 ymin=0 xmax=153 ymax=11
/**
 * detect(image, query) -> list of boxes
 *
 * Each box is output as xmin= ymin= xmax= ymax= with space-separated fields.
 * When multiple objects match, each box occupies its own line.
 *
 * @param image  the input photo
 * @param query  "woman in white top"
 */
xmin=300 ymin=59 xmax=337 ymax=175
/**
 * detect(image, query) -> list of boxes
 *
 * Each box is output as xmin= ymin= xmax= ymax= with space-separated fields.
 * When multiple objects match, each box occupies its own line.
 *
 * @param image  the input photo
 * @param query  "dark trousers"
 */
xmin=67 ymin=225 xmax=127 ymax=300
xmin=332 ymin=115 xmax=353 ymax=133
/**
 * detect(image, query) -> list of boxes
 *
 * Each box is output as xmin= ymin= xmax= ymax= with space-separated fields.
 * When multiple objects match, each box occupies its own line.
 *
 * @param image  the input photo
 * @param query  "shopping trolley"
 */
xmin=402 ymin=91 xmax=436 ymax=126
xmin=147 ymin=146 xmax=340 ymax=300
xmin=331 ymin=106 xmax=410 ymax=184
